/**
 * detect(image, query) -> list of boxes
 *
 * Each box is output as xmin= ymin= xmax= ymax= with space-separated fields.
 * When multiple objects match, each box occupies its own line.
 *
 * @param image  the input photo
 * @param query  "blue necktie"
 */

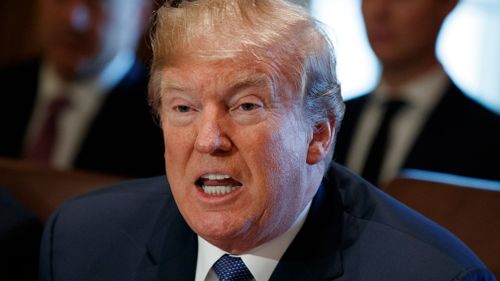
xmin=213 ymin=254 xmax=253 ymax=281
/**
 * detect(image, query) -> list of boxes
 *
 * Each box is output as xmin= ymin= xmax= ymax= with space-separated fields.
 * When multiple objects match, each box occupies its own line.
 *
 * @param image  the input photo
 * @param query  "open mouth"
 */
xmin=195 ymin=173 xmax=243 ymax=196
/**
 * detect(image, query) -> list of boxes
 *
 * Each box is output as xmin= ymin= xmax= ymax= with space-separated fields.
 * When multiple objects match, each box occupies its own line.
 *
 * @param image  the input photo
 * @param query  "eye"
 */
xmin=175 ymin=105 xmax=192 ymax=113
xmin=239 ymin=103 xmax=261 ymax=111
xmin=228 ymin=94 xmax=267 ymax=125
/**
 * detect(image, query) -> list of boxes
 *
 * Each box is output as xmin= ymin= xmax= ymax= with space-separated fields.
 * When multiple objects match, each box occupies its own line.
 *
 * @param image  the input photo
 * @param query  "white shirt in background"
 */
xmin=346 ymin=67 xmax=449 ymax=184
xmin=24 ymin=50 xmax=136 ymax=169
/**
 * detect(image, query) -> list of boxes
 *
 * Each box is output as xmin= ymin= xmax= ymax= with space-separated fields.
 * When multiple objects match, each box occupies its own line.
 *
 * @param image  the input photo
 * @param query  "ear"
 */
xmin=306 ymin=118 xmax=335 ymax=165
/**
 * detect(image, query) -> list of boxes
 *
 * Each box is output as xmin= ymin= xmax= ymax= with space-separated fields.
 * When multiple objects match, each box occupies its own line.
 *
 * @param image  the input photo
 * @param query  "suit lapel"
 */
xmin=334 ymin=94 xmax=370 ymax=165
xmin=133 ymin=195 xmax=198 ymax=281
xmin=270 ymin=179 xmax=344 ymax=281
xmin=0 ymin=59 xmax=40 ymax=157
xmin=157 ymin=215 xmax=198 ymax=281
xmin=133 ymin=173 xmax=344 ymax=281
xmin=403 ymin=83 xmax=465 ymax=168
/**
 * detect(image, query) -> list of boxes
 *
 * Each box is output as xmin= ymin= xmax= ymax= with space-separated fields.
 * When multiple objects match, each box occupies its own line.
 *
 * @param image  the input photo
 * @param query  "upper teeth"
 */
xmin=201 ymin=173 xmax=231 ymax=180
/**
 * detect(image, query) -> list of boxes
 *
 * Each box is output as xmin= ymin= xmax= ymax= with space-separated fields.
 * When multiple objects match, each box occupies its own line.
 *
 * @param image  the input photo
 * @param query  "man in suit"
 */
xmin=0 ymin=0 xmax=165 ymax=177
xmin=39 ymin=0 xmax=495 ymax=280
xmin=335 ymin=0 xmax=500 ymax=186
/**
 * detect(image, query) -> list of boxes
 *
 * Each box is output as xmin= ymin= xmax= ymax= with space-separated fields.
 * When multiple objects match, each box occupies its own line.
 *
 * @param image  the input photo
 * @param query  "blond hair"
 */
xmin=149 ymin=0 xmax=345 ymax=158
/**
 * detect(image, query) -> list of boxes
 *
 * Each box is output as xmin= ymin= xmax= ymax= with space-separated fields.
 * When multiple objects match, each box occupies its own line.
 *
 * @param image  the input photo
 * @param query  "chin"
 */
xmin=192 ymin=214 xmax=253 ymax=247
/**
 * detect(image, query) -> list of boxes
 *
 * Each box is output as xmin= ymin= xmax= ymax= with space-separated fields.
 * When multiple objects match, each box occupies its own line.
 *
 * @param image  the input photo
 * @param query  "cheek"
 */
xmin=274 ymin=115 xmax=309 ymax=164
xmin=247 ymin=138 xmax=308 ymax=235
xmin=248 ymin=115 xmax=309 ymax=189
xmin=162 ymin=124 xmax=193 ymax=169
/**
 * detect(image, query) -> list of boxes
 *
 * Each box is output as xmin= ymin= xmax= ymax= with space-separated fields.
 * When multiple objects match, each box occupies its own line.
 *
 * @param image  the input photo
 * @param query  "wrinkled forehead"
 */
xmin=163 ymin=25 xmax=277 ymax=65
xmin=159 ymin=54 xmax=282 ymax=96
xmin=150 ymin=3 xmax=315 ymax=103
xmin=158 ymin=33 xmax=303 ymax=96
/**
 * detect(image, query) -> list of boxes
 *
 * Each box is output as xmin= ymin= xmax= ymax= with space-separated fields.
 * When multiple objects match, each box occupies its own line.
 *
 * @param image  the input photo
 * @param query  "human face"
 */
xmin=39 ymin=0 xmax=146 ymax=80
xmin=160 ymin=57 xmax=325 ymax=253
xmin=362 ymin=0 xmax=454 ymax=68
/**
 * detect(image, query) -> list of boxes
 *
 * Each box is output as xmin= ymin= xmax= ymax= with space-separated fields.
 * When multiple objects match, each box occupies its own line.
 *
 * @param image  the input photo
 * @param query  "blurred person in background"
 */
xmin=0 ymin=0 xmax=165 ymax=177
xmin=335 ymin=0 xmax=500 ymax=187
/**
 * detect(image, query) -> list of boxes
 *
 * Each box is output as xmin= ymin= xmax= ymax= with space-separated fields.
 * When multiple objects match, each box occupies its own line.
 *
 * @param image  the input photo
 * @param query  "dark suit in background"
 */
xmin=1 ymin=188 xmax=43 ymax=281
xmin=0 ymin=59 xmax=165 ymax=178
xmin=335 ymin=82 xmax=500 ymax=182
xmin=340 ymin=0 xmax=500 ymax=185
xmin=39 ymin=163 xmax=495 ymax=281
xmin=0 ymin=0 xmax=160 ymax=177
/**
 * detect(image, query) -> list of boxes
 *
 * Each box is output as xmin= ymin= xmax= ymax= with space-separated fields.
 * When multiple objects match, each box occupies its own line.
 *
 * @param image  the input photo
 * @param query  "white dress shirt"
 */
xmin=345 ymin=67 xmax=449 ymax=185
xmin=23 ymin=50 xmax=135 ymax=169
xmin=195 ymin=202 xmax=311 ymax=281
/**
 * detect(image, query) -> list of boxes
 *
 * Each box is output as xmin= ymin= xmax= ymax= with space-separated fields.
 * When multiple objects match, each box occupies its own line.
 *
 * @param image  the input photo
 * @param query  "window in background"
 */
xmin=311 ymin=0 xmax=500 ymax=113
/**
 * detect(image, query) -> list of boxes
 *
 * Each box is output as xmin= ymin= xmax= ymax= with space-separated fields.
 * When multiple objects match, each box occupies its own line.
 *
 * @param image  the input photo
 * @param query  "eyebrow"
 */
xmin=226 ymin=73 xmax=273 ymax=94
xmin=161 ymin=79 xmax=191 ymax=92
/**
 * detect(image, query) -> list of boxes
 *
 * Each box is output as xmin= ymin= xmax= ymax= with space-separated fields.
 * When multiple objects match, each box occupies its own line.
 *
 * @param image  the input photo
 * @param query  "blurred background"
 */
xmin=0 ymin=0 xmax=154 ymax=68
xmin=311 ymin=0 xmax=500 ymax=113
xmin=2 ymin=0 xmax=499 ymax=113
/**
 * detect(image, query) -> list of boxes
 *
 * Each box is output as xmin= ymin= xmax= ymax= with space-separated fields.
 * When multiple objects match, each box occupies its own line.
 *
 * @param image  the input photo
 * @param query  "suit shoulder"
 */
xmin=41 ymin=176 xmax=177 ymax=280
xmin=62 ymin=176 xmax=169 ymax=206
xmin=79 ymin=176 xmax=168 ymax=196
xmin=50 ymin=176 xmax=171 ymax=227
xmin=0 ymin=187 xmax=43 ymax=236
xmin=327 ymin=163 xmax=493 ymax=278
xmin=442 ymin=86 xmax=500 ymax=127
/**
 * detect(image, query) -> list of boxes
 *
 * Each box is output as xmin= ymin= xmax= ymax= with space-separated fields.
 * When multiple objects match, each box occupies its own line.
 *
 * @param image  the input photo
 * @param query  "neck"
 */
xmin=381 ymin=55 xmax=441 ymax=89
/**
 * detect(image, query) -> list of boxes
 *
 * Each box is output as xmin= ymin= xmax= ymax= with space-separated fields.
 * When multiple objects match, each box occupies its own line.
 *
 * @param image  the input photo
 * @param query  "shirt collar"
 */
xmin=39 ymin=50 xmax=136 ymax=111
xmin=195 ymin=201 xmax=311 ymax=281
xmin=373 ymin=66 xmax=449 ymax=112
xmin=41 ymin=49 xmax=135 ymax=98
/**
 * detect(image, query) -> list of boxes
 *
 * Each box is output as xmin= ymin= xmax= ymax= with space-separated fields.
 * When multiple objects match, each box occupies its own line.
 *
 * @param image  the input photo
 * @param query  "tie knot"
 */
xmin=24 ymin=94 xmax=71 ymax=163
xmin=49 ymin=95 xmax=71 ymax=111
xmin=383 ymin=99 xmax=406 ymax=117
xmin=213 ymin=254 xmax=253 ymax=281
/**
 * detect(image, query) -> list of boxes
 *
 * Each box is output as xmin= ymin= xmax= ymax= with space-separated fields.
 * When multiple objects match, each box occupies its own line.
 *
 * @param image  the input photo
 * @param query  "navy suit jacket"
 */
xmin=40 ymin=163 xmax=495 ymax=280
xmin=1 ymin=188 xmax=43 ymax=281
xmin=335 ymin=83 xmax=500 ymax=181
xmin=0 ymin=59 xmax=165 ymax=177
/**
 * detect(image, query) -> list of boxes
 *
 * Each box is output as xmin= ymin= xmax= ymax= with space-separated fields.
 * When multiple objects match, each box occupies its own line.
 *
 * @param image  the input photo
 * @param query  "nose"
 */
xmin=69 ymin=3 xmax=91 ymax=32
xmin=195 ymin=112 xmax=232 ymax=154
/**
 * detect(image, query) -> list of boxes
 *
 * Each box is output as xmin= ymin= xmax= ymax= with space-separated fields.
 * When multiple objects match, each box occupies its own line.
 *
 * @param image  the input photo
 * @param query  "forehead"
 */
xmin=161 ymin=57 xmax=279 ymax=92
